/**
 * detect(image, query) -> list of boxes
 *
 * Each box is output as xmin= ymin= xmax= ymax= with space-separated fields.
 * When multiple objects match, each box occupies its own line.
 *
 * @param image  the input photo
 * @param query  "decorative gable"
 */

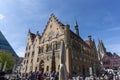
xmin=40 ymin=14 xmax=65 ymax=43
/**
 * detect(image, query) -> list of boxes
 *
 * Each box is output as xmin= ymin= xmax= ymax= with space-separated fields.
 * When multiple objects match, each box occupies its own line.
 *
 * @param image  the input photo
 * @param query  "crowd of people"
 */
xmin=21 ymin=71 xmax=59 ymax=80
xmin=18 ymin=70 xmax=120 ymax=80
xmin=1 ymin=70 xmax=120 ymax=80
xmin=72 ymin=70 xmax=120 ymax=80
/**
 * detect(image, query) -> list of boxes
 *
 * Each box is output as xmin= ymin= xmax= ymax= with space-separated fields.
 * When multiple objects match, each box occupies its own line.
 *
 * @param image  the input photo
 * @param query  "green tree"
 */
xmin=0 ymin=50 xmax=15 ymax=70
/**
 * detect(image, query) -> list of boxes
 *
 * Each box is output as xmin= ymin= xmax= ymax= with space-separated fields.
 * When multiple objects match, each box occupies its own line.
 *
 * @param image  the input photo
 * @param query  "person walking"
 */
xmin=38 ymin=71 xmax=43 ymax=80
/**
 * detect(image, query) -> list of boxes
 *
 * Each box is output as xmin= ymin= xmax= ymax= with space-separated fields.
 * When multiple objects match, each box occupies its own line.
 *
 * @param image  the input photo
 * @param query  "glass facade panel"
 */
xmin=0 ymin=31 xmax=18 ymax=58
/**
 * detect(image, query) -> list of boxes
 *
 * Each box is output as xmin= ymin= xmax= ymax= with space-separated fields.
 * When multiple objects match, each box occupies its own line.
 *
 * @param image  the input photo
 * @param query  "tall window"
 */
xmin=27 ymin=60 xmax=28 ymax=63
xmin=46 ymin=66 xmax=49 ymax=71
xmin=28 ymin=52 xmax=30 ymax=57
xmin=32 ymin=51 xmax=34 ymax=57
xmin=47 ymin=44 xmax=52 ymax=52
xmin=56 ymin=42 xmax=61 ymax=50
xmin=38 ymin=46 xmax=44 ymax=54
xmin=37 ymin=58 xmax=39 ymax=62
xmin=25 ymin=53 xmax=27 ymax=57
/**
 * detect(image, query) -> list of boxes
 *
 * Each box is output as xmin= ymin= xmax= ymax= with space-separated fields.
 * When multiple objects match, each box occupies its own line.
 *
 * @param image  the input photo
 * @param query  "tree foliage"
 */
xmin=0 ymin=50 xmax=15 ymax=70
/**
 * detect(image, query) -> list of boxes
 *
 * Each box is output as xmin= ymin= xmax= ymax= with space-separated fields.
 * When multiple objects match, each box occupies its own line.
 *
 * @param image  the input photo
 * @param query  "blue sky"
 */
xmin=0 ymin=0 xmax=120 ymax=57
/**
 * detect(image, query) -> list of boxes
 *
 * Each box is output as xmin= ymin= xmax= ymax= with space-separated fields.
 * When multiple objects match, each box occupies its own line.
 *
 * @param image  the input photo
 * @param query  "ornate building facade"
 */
xmin=98 ymin=40 xmax=120 ymax=70
xmin=22 ymin=14 xmax=99 ymax=76
xmin=102 ymin=52 xmax=120 ymax=69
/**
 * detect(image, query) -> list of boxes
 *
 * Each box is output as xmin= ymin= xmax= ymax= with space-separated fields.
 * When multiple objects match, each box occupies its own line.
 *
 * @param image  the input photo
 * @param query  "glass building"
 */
xmin=0 ymin=31 xmax=18 ymax=58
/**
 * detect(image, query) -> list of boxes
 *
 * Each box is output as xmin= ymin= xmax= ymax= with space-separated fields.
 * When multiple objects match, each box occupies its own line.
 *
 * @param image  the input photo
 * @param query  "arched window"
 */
xmin=46 ymin=66 xmax=49 ymax=71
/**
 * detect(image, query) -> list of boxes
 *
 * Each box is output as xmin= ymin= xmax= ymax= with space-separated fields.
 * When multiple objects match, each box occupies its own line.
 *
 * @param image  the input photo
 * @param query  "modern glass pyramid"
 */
xmin=0 ymin=31 xmax=18 ymax=58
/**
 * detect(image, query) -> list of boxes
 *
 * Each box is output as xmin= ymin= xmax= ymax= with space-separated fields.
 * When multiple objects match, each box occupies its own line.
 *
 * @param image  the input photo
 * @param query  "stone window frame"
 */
xmin=32 ymin=51 xmax=34 ymax=57
xmin=38 ymin=46 xmax=44 ymax=53
xmin=27 ymin=60 xmax=28 ymax=63
xmin=28 ymin=52 xmax=30 ymax=57
xmin=46 ymin=66 xmax=49 ymax=71
xmin=48 ymin=36 xmax=52 ymax=41
xmin=31 ymin=59 xmax=33 ymax=63
xmin=46 ymin=43 xmax=52 ymax=52
xmin=56 ymin=41 xmax=61 ymax=50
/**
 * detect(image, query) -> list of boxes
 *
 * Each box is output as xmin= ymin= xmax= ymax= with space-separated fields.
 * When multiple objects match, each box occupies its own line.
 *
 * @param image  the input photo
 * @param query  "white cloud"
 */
xmin=16 ymin=46 xmax=25 ymax=57
xmin=107 ymin=27 xmax=120 ymax=31
xmin=106 ymin=44 xmax=120 ymax=55
xmin=0 ymin=14 xmax=5 ymax=20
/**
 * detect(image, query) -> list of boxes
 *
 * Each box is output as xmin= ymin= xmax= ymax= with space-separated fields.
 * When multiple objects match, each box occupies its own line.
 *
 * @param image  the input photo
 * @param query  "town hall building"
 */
xmin=21 ymin=14 xmax=100 ymax=76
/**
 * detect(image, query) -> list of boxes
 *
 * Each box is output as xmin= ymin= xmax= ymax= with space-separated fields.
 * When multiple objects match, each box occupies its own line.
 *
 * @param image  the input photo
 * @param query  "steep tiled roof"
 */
xmin=70 ymin=30 xmax=90 ymax=48
xmin=106 ymin=52 xmax=113 ymax=57
xmin=85 ymin=40 xmax=91 ymax=46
